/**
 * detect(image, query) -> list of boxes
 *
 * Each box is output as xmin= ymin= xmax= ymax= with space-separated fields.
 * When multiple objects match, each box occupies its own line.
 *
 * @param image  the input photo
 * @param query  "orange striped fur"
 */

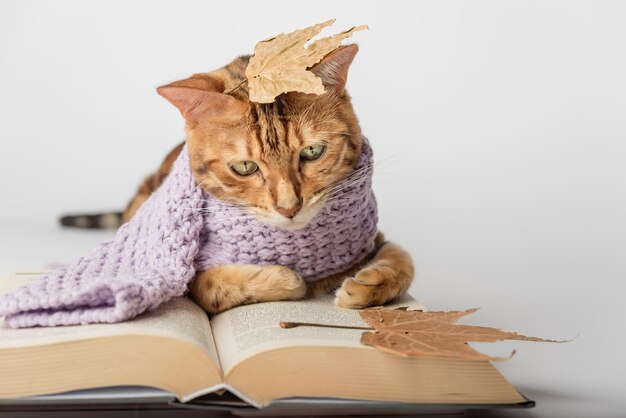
xmin=96 ymin=45 xmax=415 ymax=313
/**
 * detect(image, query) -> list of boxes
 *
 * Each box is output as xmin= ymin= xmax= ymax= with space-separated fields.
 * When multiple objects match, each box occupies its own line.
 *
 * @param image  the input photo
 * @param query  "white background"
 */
xmin=1 ymin=1 xmax=625 ymax=417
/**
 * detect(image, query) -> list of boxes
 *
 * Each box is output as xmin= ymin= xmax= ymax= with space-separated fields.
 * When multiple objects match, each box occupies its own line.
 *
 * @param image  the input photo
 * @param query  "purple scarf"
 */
xmin=0 ymin=137 xmax=377 ymax=328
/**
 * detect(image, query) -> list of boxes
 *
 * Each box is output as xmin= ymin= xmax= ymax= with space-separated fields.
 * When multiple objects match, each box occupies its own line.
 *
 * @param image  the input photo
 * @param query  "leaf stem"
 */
xmin=279 ymin=321 xmax=372 ymax=330
xmin=224 ymin=78 xmax=248 ymax=95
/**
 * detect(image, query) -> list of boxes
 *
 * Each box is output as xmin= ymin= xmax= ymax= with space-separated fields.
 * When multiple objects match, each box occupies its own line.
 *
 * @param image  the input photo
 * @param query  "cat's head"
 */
xmin=158 ymin=45 xmax=362 ymax=231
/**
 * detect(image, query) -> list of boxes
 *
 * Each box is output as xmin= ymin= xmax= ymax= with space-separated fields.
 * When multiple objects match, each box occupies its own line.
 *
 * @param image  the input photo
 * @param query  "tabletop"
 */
xmin=0 ymin=219 xmax=624 ymax=418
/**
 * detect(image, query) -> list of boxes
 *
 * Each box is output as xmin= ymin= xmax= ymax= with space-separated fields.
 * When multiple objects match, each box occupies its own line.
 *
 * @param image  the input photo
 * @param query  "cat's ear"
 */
xmin=309 ymin=44 xmax=359 ymax=93
xmin=157 ymin=74 xmax=246 ymax=124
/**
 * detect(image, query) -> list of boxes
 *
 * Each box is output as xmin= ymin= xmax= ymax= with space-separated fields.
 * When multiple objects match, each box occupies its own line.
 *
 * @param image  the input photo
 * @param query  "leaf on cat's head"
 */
xmin=245 ymin=19 xmax=368 ymax=103
xmin=359 ymin=307 xmax=567 ymax=361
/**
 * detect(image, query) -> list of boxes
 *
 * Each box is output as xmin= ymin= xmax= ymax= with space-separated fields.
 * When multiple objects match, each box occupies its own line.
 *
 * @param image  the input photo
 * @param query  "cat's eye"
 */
xmin=300 ymin=144 xmax=326 ymax=161
xmin=231 ymin=161 xmax=258 ymax=176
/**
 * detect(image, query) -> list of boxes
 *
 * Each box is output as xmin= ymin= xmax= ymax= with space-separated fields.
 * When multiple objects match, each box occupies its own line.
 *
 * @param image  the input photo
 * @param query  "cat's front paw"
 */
xmin=190 ymin=264 xmax=307 ymax=314
xmin=251 ymin=265 xmax=307 ymax=301
xmin=334 ymin=266 xmax=408 ymax=309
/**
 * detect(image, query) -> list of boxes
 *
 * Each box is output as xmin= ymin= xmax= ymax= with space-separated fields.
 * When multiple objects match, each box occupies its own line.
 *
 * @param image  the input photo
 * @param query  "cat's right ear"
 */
xmin=309 ymin=44 xmax=359 ymax=93
xmin=157 ymin=74 xmax=246 ymax=124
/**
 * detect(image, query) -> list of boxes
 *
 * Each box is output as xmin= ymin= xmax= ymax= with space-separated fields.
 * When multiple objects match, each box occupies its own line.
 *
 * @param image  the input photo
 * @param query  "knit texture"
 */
xmin=0 ymin=137 xmax=377 ymax=328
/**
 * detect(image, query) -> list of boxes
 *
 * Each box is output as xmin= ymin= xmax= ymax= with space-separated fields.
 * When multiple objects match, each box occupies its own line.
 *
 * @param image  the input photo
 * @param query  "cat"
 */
xmin=61 ymin=44 xmax=414 ymax=313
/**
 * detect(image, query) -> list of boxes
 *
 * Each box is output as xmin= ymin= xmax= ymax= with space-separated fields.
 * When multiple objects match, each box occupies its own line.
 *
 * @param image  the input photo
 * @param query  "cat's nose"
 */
xmin=275 ymin=201 xmax=302 ymax=219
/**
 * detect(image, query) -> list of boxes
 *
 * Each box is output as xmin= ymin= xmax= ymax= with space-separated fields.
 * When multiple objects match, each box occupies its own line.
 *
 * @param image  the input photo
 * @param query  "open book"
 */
xmin=0 ymin=273 xmax=527 ymax=408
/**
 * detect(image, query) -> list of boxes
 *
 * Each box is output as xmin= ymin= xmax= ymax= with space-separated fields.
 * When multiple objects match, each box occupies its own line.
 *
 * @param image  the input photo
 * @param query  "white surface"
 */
xmin=0 ymin=1 xmax=625 ymax=417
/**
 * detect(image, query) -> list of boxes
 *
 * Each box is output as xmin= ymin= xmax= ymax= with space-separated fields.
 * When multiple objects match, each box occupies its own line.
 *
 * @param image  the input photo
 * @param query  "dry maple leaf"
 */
xmin=245 ymin=19 xmax=368 ymax=103
xmin=359 ymin=307 xmax=564 ymax=361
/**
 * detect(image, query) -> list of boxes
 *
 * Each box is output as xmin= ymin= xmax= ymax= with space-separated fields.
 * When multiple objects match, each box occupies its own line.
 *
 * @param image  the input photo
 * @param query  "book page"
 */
xmin=0 ymin=273 xmax=221 ymax=373
xmin=210 ymin=293 xmax=425 ymax=374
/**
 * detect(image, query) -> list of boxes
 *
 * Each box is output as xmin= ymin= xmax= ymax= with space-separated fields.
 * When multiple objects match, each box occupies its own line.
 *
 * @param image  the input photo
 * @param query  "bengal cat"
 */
xmin=61 ymin=45 xmax=414 ymax=313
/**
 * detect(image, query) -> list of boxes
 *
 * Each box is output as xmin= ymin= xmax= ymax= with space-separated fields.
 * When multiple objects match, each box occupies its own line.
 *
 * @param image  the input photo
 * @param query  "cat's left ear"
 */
xmin=309 ymin=44 xmax=359 ymax=93
xmin=157 ymin=74 xmax=246 ymax=124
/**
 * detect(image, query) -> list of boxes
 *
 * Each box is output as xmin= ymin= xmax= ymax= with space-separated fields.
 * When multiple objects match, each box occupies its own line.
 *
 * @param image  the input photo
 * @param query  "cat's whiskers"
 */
xmin=299 ymin=102 xmax=341 ymax=133
xmin=324 ymin=177 xmax=371 ymax=201
xmin=181 ymin=203 xmax=250 ymax=213
xmin=298 ymin=93 xmax=323 ymax=124
xmin=207 ymin=214 xmax=261 ymax=223
xmin=305 ymin=116 xmax=339 ymax=132
xmin=311 ymin=172 xmax=370 ymax=204
xmin=324 ymin=177 xmax=386 ymax=203
xmin=192 ymin=174 xmax=214 ymax=193
xmin=182 ymin=210 xmax=256 ymax=222
xmin=329 ymin=164 xmax=373 ymax=188
xmin=183 ymin=205 xmax=242 ymax=212
xmin=209 ymin=215 xmax=256 ymax=221
xmin=181 ymin=198 xmax=249 ymax=210
xmin=326 ymin=158 xmax=397 ymax=192
xmin=323 ymin=157 xmax=403 ymax=203
xmin=308 ymin=192 xmax=325 ymax=205
xmin=318 ymin=154 xmax=402 ymax=201
xmin=181 ymin=202 xmax=250 ymax=213
xmin=200 ymin=170 xmax=229 ymax=192
xmin=313 ymin=130 xmax=352 ymax=138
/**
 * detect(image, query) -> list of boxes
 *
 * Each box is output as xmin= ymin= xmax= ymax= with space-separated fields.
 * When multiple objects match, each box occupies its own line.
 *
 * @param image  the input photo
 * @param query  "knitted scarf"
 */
xmin=0 ymin=137 xmax=378 ymax=328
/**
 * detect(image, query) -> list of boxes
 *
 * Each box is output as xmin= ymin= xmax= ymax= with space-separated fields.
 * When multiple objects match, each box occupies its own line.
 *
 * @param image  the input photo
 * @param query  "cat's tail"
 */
xmin=59 ymin=212 xmax=124 ymax=229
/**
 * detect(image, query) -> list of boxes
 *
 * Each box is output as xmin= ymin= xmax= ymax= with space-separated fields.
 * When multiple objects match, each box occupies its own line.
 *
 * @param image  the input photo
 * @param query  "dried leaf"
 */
xmin=359 ymin=307 xmax=565 ymax=361
xmin=245 ymin=19 xmax=368 ymax=103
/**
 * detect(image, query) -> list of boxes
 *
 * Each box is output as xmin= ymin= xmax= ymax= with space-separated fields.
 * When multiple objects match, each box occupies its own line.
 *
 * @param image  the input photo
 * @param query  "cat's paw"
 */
xmin=251 ymin=265 xmax=307 ymax=301
xmin=334 ymin=266 xmax=405 ymax=309
xmin=190 ymin=264 xmax=306 ymax=314
xmin=335 ymin=241 xmax=414 ymax=309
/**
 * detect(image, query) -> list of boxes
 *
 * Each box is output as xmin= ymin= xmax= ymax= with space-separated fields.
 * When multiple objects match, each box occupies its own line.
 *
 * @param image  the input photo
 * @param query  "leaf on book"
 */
xmin=359 ymin=307 xmax=565 ymax=361
xmin=245 ymin=19 xmax=368 ymax=103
